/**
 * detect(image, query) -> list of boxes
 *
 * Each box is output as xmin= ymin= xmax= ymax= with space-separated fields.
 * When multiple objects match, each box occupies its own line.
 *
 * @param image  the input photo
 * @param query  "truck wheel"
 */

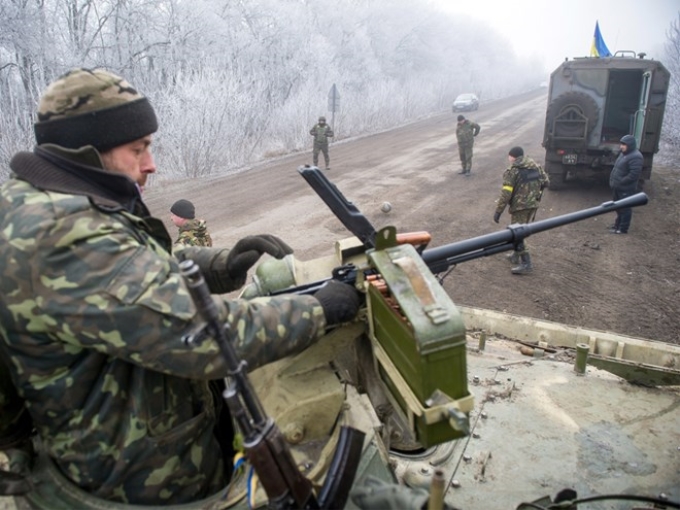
xmin=545 ymin=161 xmax=567 ymax=191
xmin=546 ymin=92 xmax=600 ymax=139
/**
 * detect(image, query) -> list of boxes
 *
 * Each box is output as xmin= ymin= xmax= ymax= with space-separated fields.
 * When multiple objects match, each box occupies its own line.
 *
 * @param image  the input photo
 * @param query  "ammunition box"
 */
xmin=367 ymin=243 xmax=472 ymax=447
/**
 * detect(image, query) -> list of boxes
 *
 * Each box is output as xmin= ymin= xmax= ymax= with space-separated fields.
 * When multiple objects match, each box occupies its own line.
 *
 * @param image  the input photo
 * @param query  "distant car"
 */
xmin=452 ymin=93 xmax=479 ymax=112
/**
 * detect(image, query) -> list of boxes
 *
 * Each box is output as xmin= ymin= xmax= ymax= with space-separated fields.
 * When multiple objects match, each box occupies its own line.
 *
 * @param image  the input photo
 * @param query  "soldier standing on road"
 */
xmin=310 ymin=115 xmax=334 ymax=170
xmin=456 ymin=114 xmax=481 ymax=175
xmin=608 ymin=134 xmax=642 ymax=234
xmin=0 ymin=68 xmax=362 ymax=505
xmin=170 ymin=198 xmax=213 ymax=247
xmin=493 ymin=146 xmax=549 ymax=275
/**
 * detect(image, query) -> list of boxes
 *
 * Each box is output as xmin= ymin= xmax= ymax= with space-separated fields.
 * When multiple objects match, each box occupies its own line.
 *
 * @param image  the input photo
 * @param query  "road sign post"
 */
xmin=328 ymin=84 xmax=340 ymax=138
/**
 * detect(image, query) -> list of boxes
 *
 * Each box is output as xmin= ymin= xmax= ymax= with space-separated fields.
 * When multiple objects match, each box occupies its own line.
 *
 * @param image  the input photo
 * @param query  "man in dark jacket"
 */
xmin=609 ymin=134 xmax=643 ymax=234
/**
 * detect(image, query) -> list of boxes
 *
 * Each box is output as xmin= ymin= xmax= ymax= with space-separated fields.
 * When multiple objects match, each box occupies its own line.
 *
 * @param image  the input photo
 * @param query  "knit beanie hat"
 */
xmin=171 ymin=199 xmax=195 ymax=220
xmin=457 ymin=115 xmax=465 ymax=121
xmin=508 ymin=146 xmax=524 ymax=158
xmin=34 ymin=68 xmax=158 ymax=152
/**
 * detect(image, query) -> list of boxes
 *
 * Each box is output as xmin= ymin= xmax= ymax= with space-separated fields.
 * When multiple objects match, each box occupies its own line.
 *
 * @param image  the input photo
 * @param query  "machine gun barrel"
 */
xmin=282 ymin=167 xmax=649 ymax=292
xmin=421 ymin=192 xmax=648 ymax=273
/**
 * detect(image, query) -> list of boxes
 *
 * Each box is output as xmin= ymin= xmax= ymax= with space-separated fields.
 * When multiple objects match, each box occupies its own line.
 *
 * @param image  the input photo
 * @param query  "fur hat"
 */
xmin=508 ymin=146 xmax=524 ymax=158
xmin=170 ymin=199 xmax=195 ymax=220
xmin=34 ymin=68 xmax=158 ymax=152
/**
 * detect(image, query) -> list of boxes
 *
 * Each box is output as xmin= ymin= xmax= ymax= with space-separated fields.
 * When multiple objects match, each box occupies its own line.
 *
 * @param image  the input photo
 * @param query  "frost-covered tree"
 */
xmin=663 ymin=12 xmax=680 ymax=157
xmin=0 ymin=0 xmax=544 ymax=182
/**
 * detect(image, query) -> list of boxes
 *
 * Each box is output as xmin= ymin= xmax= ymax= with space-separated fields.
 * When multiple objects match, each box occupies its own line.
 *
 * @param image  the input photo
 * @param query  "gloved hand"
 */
xmin=493 ymin=211 xmax=501 ymax=224
xmin=313 ymin=280 xmax=362 ymax=326
xmin=226 ymin=235 xmax=293 ymax=280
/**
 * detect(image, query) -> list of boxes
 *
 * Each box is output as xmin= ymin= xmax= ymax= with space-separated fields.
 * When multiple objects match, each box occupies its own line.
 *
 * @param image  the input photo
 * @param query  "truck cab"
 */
xmin=542 ymin=52 xmax=669 ymax=190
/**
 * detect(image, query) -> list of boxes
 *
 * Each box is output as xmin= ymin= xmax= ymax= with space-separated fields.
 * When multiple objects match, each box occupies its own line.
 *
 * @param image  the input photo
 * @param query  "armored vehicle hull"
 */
xmin=542 ymin=53 xmax=670 ymax=190
xmin=3 ymin=306 xmax=678 ymax=510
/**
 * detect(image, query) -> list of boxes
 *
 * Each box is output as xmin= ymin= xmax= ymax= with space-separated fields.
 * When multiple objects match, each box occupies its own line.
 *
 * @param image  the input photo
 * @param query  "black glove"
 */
xmin=313 ymin=280 xmax=362 ymax=326
xmin=493 ymin=211 xmax=501 ymax=224
xmin=226 ymin=235 xmax=293 ymax=280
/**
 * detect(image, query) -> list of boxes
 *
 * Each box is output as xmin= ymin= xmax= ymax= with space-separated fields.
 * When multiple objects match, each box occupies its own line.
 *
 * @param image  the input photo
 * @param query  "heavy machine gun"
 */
xmin=240 ymin=166 xmax=648 ymax=456
xmin=247 ymin=166 xmax=649 ymax=297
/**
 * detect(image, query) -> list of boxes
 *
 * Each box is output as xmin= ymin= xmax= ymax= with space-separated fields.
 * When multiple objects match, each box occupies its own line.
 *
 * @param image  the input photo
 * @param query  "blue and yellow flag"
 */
xmin=590 ymin=21 xmax=612 ymax=57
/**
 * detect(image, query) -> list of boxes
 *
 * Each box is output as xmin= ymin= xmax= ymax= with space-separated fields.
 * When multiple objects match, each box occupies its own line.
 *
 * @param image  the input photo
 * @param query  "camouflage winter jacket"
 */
xmin=309 ymin=123 xmax=334 ymax=144
xmin=455 ymin=119 xmax=480 ymax=146
xmin=175 ymin=218 xmax=213 ymax=247
xmin=0 ymin=145 xmax=326 ymax=505
xmin=495 ymin=156 xmax=549 ymax=215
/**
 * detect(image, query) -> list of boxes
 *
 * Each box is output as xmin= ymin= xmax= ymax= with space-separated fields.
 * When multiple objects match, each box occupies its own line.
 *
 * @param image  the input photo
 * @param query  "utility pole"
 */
xmin=327 ymin=84 xmax=340 ymax=138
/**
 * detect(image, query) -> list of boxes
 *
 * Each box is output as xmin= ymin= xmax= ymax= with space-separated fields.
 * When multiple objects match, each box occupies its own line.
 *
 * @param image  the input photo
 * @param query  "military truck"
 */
xmin=542 ymin=51 xmax=670 ymax=190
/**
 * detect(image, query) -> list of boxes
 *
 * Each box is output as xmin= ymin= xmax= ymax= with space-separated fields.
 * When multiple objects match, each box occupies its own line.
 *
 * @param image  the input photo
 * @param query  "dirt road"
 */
xmin=145 ymin=89 xmax=680 ymax=345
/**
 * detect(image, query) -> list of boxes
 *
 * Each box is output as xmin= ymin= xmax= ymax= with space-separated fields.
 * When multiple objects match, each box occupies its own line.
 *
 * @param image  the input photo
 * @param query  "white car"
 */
xmin=452 ymin=93 xmax=479 ymax=112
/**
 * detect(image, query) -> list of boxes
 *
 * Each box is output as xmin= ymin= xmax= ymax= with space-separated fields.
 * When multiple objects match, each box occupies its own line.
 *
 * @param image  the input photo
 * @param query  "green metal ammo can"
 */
xmin=367 ymin=242 xmax=472 ymax=448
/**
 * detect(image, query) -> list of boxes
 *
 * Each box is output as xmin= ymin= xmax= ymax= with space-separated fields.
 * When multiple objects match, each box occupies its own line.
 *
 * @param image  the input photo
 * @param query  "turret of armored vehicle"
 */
xmin=542 ymin=51 xmax=670 ymax=190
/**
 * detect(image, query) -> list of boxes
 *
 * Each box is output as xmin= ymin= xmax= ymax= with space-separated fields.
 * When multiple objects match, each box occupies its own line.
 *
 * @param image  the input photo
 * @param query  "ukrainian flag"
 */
xmin=590 ymin=21 xmax=612 ymax=57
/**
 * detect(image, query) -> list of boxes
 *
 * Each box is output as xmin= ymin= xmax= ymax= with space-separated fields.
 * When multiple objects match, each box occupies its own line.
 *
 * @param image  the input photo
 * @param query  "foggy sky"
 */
xmin=435 ymin=0 xmax=678 ymax=74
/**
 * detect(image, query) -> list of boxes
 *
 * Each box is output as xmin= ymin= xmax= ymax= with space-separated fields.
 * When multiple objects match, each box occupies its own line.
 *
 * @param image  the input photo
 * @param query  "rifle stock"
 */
xmin=180 ymin=260 xmax=365 ymax=509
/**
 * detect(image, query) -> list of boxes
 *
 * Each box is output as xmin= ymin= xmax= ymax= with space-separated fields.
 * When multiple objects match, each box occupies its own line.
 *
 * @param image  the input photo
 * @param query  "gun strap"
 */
xmin=517 ymin=167 xmax=541 ymax=184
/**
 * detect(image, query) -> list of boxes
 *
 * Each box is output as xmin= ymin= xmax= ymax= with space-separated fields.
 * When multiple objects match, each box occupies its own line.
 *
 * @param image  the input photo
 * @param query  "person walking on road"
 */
xmin=456 ymin=114 xmax=480 ymax=175
xmin=493 ymin=146 xmax=549 ymax=275
xmin=310 ymin=116 xmax=334 ymax=170
xmin=609 ymin=134 xmax=642 ymax=234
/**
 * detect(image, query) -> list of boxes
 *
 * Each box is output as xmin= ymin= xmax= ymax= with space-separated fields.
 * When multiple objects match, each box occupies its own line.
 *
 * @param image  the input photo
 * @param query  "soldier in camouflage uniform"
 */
xmin=170 ymin=198 xmax=213 ymax=247
xmin=455 ymin=115 xmax=481 ymax=175
xmin=309 ymin=116 xmax=334 ymax=170
xmin=0 ymin=68 xmax=361 ymax=505
xmin=493 ymin=146 xmax=549 ymax=275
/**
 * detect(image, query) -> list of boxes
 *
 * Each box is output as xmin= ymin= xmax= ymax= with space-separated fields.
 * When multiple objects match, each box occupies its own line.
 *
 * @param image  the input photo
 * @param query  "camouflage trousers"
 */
xmin=458 ymin=143 xmax=474 ymax=171
xmin=510 ymin=209 xmax=537 ymax=255
xmin=313 ymin=142 xmax=330 ymax=168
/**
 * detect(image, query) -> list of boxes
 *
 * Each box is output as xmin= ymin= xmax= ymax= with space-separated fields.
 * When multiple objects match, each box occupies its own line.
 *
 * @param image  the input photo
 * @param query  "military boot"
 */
xmin=511 ymin=253 xmax=533 ymax=275
xmin=506 ymin=251 xmax=520 ymax=264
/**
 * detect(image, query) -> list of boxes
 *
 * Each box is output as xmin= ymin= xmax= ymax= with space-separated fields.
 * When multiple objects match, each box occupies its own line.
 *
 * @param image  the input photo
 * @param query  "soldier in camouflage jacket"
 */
xmin=493 ymin=146 xmax=549 ymax=274
xmin=0 ymin=69 xmax=360 ymax=505
xmin=171 ymin=198 xmax=213 ymax=247
xmin=455 ymin=115 xmax=481 ymax=175
xmin=309 ymin=116 xmax=334 ymax=169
